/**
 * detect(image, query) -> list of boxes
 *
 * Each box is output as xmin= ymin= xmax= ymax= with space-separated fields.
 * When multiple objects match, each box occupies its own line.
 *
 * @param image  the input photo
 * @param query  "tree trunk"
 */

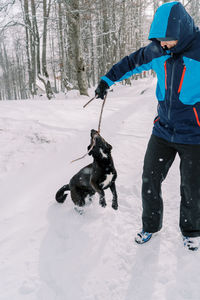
xmin=23 ymin=0 xmax=35 ymax=95
xmin=64 ymin=0 xmax=88 ymax=96
xmin=40 ymin=0 xmax=54 ymax=99
xmin=31 ymin=0 xmax=40 ymax=76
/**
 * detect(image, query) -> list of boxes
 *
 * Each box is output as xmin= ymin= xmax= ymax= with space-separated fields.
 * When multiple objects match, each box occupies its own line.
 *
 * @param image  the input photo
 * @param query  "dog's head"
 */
xmin=87 ymin=129 xmax=112 ymax=158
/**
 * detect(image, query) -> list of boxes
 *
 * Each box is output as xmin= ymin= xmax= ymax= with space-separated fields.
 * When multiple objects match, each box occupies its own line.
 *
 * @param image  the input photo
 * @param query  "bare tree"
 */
xmin=22 ymin=0 xmax=36 ymax=95
xmin=2 ymin=0 xmax=192 ymax=100
xmin=63 ymin=0 xmax=88 ymax=96
xmin=38 ymin=0 xmax=54 ymax=99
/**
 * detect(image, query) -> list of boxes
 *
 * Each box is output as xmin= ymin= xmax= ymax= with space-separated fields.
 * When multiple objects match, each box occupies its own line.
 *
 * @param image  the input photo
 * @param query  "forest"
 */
xmin=0 ymin=0 xmax=199 ymax=100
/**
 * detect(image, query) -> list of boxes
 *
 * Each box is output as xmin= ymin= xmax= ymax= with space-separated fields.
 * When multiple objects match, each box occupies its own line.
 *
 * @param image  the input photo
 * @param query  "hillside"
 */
xmin=0 ymin=78 xmax=200 ymax=300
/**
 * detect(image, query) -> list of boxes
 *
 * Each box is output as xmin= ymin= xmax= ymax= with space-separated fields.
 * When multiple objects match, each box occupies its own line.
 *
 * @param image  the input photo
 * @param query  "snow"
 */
xmin=0 ymin=77 xmax=200 ymax=300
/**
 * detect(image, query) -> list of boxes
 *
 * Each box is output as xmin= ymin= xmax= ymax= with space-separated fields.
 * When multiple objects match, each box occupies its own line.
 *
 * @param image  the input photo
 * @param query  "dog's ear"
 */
xmin=108 ymin=144 xmax=112 ymax=151
xmin=107 ymin=143 xmax=112 ymax=152
xmin=103 ymin=143 xmax=112 ymax=154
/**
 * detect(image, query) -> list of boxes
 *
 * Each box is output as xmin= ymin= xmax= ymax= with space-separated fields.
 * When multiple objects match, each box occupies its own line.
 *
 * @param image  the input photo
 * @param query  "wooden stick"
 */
xmin=70 ymin=152 xmax=89 ymax=163
xmin=71 ymin=94 xmax=107 ymax=163
xmin=83 ymin=96 xmax=97 ymax=108
xmin=70 ymin=133 xmax=98 ymax=163
xmin=98 ymin=94 xmax=107 ymax=133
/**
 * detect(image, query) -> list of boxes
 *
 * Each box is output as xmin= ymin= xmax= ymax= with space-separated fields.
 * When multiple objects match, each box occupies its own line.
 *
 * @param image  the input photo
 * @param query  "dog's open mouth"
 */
xmin=88 ymin=129 xmax=112 ymax=155
xmin=91 ymin=129 xmax=99 ymax=138
xmin=89 ymin=129 xmax=100 ymax=148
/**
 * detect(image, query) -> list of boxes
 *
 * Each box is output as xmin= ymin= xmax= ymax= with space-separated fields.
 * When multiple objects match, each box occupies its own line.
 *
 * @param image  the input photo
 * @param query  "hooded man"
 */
xmin=95 ymin=2 xmax=200 ymax=251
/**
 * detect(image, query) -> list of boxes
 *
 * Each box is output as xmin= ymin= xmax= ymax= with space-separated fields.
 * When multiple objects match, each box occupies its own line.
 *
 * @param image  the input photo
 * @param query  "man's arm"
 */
xmin=101 ymin=41 xmax=161 ymax=87
xmin=95 ymin=41 xmax=163 ymax=99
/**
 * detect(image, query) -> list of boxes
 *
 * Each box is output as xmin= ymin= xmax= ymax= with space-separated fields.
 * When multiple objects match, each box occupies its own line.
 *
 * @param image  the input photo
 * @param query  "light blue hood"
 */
xmin=149 ymin=1 xmax=197 ymax=53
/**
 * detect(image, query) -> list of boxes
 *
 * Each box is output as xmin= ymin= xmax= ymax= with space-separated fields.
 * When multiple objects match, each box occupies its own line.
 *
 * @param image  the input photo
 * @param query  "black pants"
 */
xmin=142 ymin=134 xmax=200 ymax=237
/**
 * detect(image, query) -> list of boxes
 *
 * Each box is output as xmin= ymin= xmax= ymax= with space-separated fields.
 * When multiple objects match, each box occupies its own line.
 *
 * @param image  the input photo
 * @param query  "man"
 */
xmin=95 ymin=2 xmax=200 ymax=251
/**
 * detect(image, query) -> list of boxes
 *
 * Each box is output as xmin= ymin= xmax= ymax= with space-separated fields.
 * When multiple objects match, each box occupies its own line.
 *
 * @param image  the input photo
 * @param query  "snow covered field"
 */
xmin=0 ymin=77 xmax=200 ymax=300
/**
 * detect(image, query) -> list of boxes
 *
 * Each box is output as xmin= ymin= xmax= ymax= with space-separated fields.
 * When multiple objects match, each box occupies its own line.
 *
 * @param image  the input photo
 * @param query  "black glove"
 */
xmin=95 ymin=80 xmax=109 ymax=99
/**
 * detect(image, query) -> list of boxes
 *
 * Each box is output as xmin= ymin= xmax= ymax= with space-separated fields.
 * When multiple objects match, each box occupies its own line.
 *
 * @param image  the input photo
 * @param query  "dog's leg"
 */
xmin=90 ymin=180 xmax=106 ymax=207
xmin=88 ymin=191 xmax=95 ymax=203
xmin=110 ymin=182 xmax=118 ymax=210
xmin=99 ymin=190 xmax=106 ymax=207
xmin=71 ymin=187 xmax=86 ymax=207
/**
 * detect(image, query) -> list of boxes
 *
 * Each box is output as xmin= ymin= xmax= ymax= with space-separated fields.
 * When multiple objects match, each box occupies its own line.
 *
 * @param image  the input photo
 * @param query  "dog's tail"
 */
xmin=55 ymin=184 xmax=70 ymax=203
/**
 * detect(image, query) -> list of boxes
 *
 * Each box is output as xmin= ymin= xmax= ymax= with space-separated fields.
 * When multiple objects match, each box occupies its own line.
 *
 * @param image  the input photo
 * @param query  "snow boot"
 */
xmin=183 ymin=236 xmax=200 ymax=251
xmin=135 ymin=230 xmax=153 ymax=244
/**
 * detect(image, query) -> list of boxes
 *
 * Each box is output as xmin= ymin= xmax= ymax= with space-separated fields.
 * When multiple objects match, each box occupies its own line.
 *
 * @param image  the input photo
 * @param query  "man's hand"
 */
xmin=95 ymin=80 xmax=109 ymax=99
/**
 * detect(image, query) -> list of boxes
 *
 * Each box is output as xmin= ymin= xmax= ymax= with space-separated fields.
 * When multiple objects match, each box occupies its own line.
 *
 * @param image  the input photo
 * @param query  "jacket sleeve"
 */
xmin=101 ymin=41 xmax=162 ymax=87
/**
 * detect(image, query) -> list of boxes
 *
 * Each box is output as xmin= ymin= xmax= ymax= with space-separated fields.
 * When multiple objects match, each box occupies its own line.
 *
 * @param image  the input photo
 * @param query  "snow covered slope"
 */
xmin=0 ymin=78 xmax=200 ymax=300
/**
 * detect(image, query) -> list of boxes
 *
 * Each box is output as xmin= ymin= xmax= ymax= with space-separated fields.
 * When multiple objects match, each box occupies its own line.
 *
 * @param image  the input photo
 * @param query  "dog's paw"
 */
xmin=99 ymin=199 xmax=107 ymax=208
xmin=112 ymin=202 xmax=118 ymax=210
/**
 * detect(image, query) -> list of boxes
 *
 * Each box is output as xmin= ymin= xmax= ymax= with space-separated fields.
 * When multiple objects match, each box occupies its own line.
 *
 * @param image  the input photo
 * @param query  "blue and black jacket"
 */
xmin=101 ymin=2 xmax=200 ymax=144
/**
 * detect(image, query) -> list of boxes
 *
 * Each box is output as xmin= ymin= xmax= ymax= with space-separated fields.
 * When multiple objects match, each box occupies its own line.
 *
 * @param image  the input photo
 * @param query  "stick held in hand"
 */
xmin=83 ymin=96 xmax=97 ymax=108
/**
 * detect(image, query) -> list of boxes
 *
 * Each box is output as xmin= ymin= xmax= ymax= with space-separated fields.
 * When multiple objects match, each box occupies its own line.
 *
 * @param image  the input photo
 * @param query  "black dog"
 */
xmin=55 ymin=129 xmax=118 ymax=210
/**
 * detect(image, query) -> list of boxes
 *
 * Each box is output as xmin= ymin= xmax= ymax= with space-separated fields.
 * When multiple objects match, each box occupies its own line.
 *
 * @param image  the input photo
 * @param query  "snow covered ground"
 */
xmin=0 ymin=77 xmax=200 ymax=300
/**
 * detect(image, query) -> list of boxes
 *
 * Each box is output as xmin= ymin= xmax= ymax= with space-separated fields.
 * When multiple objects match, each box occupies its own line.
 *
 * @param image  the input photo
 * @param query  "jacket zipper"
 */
xmin=168 ymin=58 xmax=175 ymax=121
xmin=164 ymin=58 xmax=187 ymax=141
